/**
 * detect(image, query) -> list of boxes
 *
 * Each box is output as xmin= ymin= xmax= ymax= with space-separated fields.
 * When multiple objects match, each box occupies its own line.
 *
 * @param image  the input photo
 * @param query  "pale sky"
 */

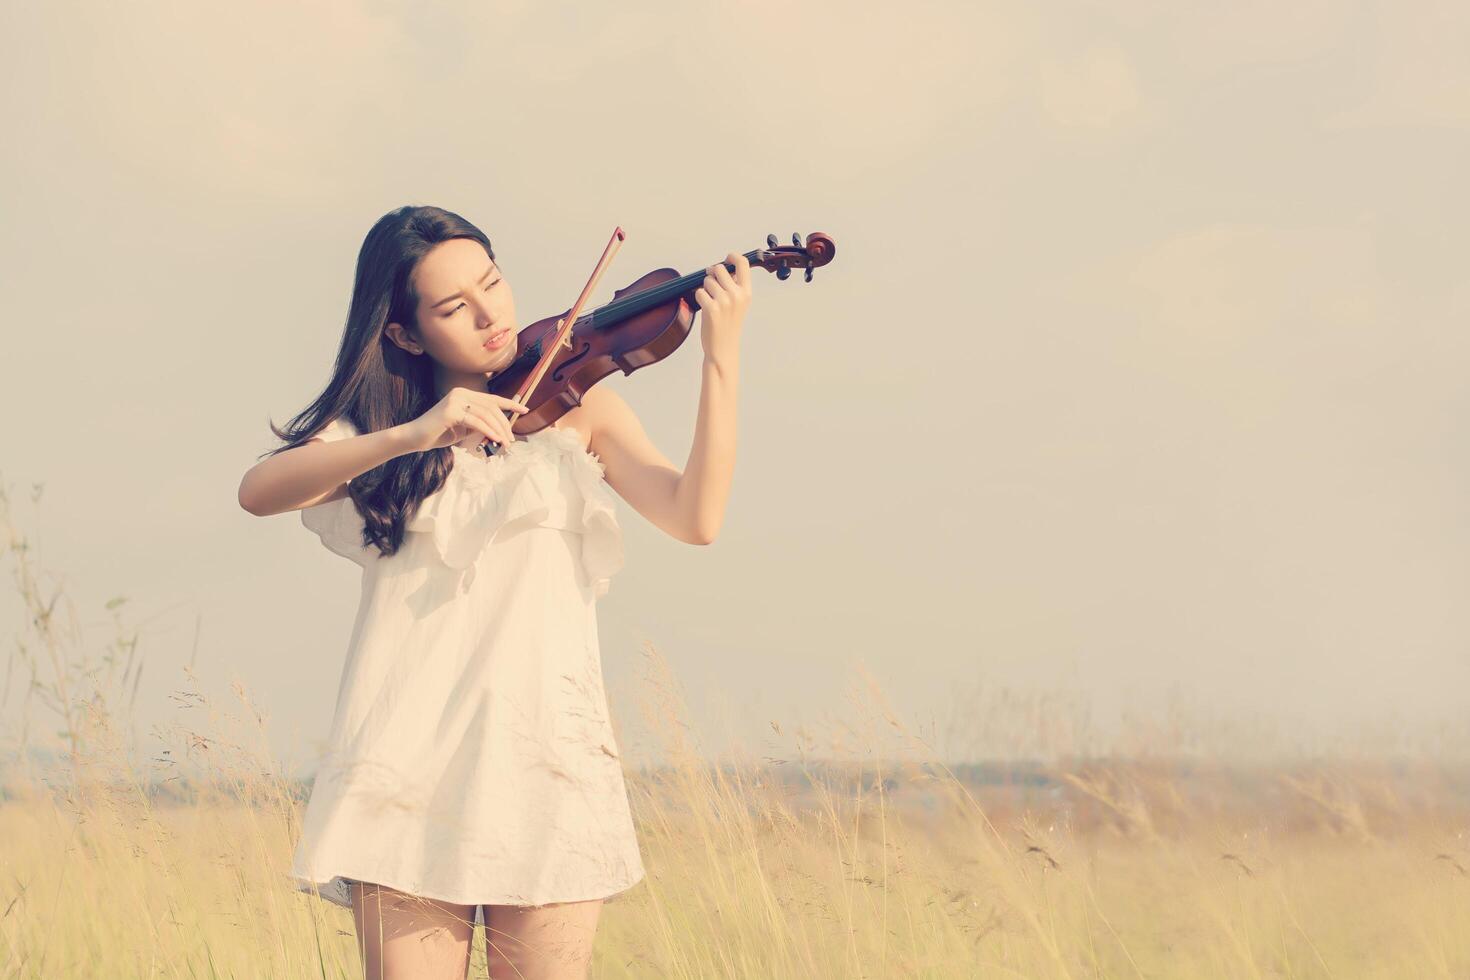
xmin=3 ymin=1 xmax=1468 ymax=774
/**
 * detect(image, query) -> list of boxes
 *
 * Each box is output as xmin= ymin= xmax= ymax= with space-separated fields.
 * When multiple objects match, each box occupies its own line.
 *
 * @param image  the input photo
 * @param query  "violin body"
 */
xmin=483 ymin=231 xmax=836 ymax=441
xmin=488 ymin=268 xmax=697 ymax=435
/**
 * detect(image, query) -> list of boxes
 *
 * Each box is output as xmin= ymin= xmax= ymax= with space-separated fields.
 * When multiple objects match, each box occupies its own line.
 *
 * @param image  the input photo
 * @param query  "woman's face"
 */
xmin=388 ymin=237 xmax=518 ymax=375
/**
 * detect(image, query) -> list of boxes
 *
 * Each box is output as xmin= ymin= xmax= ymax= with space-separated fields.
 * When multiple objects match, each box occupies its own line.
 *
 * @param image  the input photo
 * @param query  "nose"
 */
xmin=468 ymin=294 xmax=497 ymax=327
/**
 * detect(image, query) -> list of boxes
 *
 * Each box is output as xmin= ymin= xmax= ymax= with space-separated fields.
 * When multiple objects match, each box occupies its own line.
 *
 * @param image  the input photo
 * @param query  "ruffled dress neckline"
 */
xmin=302 ymin=423 xmax=624 ymax=598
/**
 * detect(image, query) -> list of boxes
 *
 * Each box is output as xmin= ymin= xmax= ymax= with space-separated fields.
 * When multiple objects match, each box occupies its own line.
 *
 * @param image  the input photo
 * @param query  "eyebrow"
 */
xmin=429 ymin=263 xmax=497 ymax=309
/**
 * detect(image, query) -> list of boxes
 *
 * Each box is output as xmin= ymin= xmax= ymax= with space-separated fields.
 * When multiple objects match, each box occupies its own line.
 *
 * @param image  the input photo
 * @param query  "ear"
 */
xmin=384 ymin=321 xmax=424 ymax=356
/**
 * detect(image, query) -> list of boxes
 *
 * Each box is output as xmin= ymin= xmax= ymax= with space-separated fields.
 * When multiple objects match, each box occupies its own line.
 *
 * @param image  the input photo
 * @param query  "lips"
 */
xmin=483 ymin=327 xmax=512 ymax=350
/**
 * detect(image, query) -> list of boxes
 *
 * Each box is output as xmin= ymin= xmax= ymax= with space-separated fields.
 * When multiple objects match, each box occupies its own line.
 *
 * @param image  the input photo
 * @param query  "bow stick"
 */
xmin=479 ymin=226 xmax=626 ymax=456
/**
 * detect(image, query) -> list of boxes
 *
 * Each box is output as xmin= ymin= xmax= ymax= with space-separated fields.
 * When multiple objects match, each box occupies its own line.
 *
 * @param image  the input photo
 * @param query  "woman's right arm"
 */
xmin=237 ymin=388 xmax=530 ymax=517
xmin=237 ymin=424 xmax=417 ymax=517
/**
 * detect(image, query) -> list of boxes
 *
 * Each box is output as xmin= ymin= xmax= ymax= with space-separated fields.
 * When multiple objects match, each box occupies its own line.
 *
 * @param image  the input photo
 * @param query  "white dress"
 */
xmin=288 ymin=415 xmax=645 ymax=921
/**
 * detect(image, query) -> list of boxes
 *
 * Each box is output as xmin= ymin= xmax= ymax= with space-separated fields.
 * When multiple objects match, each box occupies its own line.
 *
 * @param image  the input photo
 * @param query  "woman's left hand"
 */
xmin=695 ymin=251 xmax=752 ymax=367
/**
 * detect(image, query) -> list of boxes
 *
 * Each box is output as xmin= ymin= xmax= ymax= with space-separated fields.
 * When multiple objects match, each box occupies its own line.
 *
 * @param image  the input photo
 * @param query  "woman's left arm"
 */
xmin=586 ymin=251 xmax=751 ymax=545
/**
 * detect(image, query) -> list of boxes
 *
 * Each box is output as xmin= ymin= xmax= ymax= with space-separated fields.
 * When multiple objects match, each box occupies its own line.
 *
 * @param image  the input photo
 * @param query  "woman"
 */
xmin=237 ymin=205 xmax=748 ymax=979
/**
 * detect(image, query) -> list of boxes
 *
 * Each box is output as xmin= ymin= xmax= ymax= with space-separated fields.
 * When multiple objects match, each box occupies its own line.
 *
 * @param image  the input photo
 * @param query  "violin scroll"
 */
xmin=755 ymin=231 xmax=835 ymax=283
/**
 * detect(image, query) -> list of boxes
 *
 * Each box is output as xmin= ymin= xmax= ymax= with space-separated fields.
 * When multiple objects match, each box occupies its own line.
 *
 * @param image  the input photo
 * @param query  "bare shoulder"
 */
xmin=577 ymin=383 xmax=664 ymax=468
xmin=578 ymin=383 xmax=637 ymax=440
xmin=571 ymin=383 xmax=683 ymax=530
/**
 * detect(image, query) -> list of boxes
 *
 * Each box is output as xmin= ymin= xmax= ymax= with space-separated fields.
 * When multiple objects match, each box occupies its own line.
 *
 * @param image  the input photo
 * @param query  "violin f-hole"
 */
xmin=550 ymin=341 xmax=592 ymax=383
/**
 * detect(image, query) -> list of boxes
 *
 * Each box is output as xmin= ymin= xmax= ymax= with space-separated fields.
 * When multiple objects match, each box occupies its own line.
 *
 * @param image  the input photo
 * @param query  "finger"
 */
xmin=469 ymin=390 xmax=529 ymax=417
xmin=494 ymin=395 xmax=530 ymax=414
xmin=695 ymin=286 xmax=715 ymax=309
xmin=733 ymin=251 xmax=751 ymax=285
xmin=471 ymin=403 xmax=517 ymax=444
xmin=712 ymin=260 xmax=737 ymax=291
xmin=460 ymin=406 xmax=506 ymax=445
xmin=704 ymin=271 xmax=727 ymax=300
xmin=491 ymin=406 xmax=517 ymax=443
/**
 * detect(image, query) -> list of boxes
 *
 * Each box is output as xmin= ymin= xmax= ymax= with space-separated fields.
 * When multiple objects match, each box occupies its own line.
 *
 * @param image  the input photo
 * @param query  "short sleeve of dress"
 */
xmin=300 ymin=416 xmax=373 ymax=564
xmin=308 ymin=416 xmax=358 ymax=444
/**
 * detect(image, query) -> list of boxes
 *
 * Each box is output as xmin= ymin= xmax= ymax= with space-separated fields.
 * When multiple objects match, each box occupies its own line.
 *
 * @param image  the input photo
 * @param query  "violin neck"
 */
xmin=591 ymin=249 xmax=762 ymax=327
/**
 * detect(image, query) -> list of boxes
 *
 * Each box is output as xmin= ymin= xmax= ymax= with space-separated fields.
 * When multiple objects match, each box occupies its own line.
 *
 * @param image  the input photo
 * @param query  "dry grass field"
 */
xmin=4 ymin=487 xmax=1470 ymax=978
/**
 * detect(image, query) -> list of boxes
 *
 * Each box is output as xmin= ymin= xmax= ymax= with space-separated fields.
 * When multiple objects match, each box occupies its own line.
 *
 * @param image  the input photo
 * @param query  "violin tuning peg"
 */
xmin=766 ymin=233 xmax=779 ymax=249
xmin=792 ymin=232 xmax=803 ymax=248
xmin=804 ymin=262 xmax=814 ymax=283
xmin=776 ymin=266 xmax=791 ymax=281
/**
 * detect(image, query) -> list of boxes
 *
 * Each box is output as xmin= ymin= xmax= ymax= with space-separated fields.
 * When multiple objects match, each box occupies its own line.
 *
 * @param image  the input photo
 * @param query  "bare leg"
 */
xmin=350 ymin=880 xmax=476 ymax=980
xmin=482 ymin=899 xmax=603 ymax=980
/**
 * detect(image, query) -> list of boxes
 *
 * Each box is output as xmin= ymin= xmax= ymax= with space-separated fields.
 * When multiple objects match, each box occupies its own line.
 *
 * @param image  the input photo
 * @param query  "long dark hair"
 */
xmin=262 ymin=205 xmax=496 ymax=559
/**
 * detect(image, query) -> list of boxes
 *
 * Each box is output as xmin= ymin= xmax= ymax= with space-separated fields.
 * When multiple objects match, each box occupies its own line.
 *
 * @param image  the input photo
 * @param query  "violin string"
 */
xmin=586 ymin=248 xmax=764 ymax=329
xmin=502 ymin=246 xmax=770 ymax=375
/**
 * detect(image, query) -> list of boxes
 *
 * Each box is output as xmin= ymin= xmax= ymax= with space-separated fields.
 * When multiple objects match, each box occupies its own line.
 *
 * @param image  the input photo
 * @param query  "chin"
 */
xmin=483 ymin=344 xmax=516 ymax=372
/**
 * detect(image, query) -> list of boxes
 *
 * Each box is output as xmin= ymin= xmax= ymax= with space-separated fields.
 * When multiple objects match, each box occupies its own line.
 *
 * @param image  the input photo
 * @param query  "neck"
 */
xmin=431 ymin=331 xmax=523 ymax=400
xmin=433 ymin=363 xmax=497 ymax=402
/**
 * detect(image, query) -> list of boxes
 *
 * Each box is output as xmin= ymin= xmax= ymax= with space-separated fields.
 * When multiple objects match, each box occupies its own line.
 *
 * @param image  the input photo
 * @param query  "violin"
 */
xmin=476 ymin=231 xmax=836 ymax=454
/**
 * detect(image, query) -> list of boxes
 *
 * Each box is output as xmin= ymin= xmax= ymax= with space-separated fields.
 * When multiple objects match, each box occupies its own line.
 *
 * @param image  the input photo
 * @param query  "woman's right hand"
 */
xmin=402 ymin=387 xmax=530 ymax=453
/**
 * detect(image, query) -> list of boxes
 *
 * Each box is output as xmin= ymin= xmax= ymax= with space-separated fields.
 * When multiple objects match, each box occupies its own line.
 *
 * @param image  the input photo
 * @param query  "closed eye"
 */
xmin=445 ymin=278 xmax=500 ymax=315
